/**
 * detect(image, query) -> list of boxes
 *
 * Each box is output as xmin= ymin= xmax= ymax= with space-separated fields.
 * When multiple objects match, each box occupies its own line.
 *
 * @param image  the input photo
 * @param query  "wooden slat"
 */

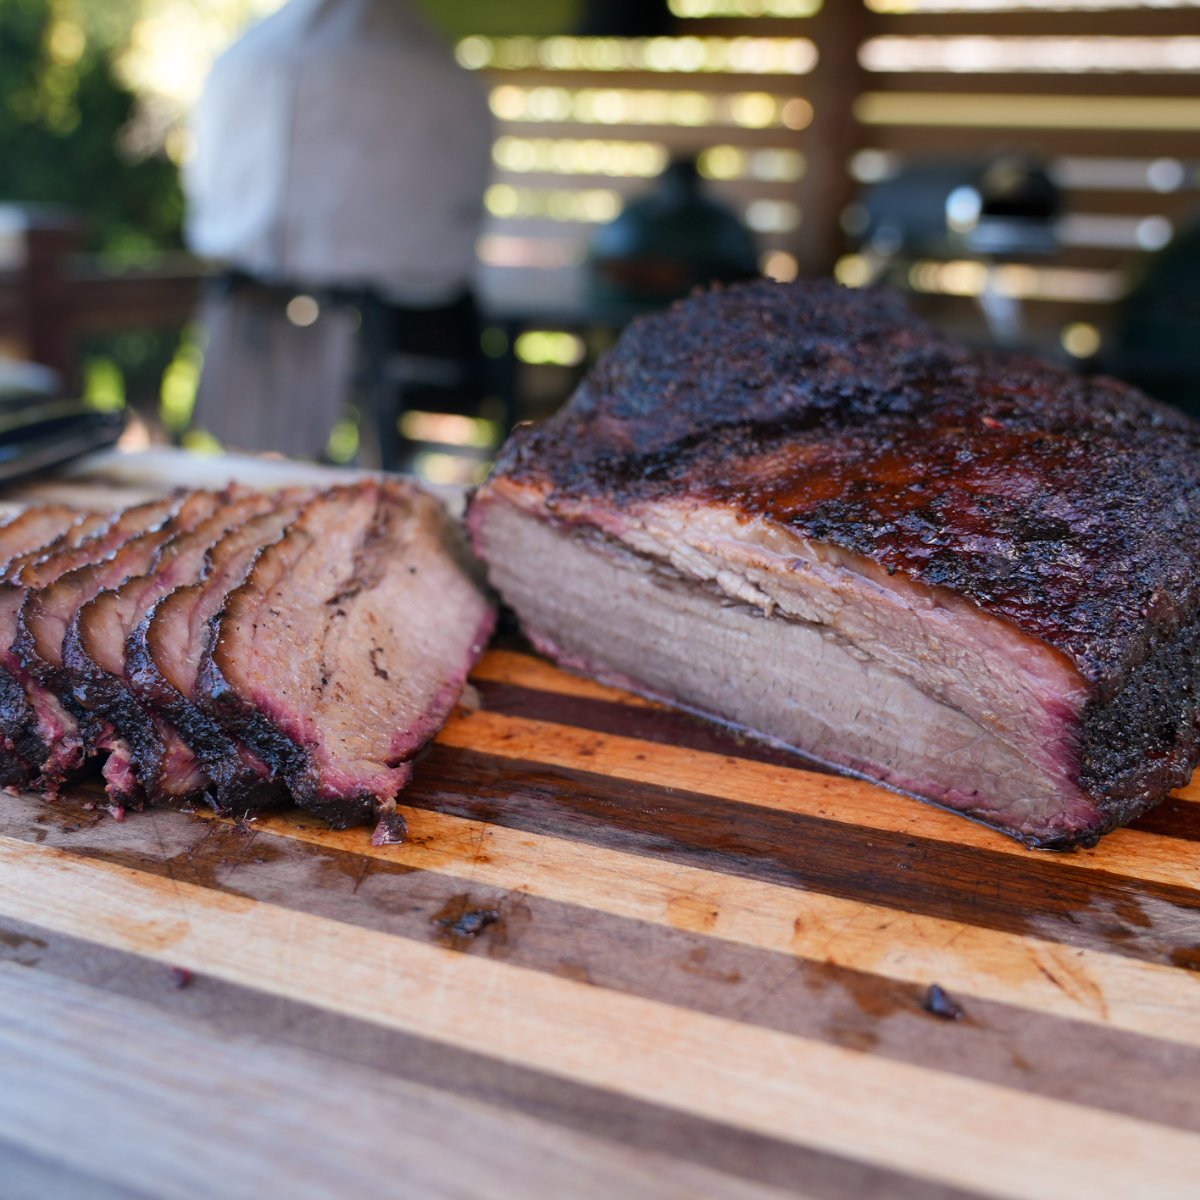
xmin=893 ymin=295 xmax=1123 ymax=340
xmin=2 ymin=838 xmax=1198 ymax=1200
xmin=492 ymin=120 xmax=812 ymax=148
xmin=862 ymin=124 xmax=1200 ymax=158
xmin=482 ymin=68 xmax=817 ymax=92
xmin=863 ymin=72 xmax=1200 ymax=99
xmin=856 ymin=92 xmax=1200 ymax=131
xmin=480 ymin=216 xmax=799 ymax=247
xmin=866 ymin=10 xmax=1200 ymax=40
xmin=1057 ymin=192 xmax=1198 ymax=219
xmin=488 ymin=172 xmax=808 ymax=200
xmin=859 ymin=245 xmax=1139 ymax=275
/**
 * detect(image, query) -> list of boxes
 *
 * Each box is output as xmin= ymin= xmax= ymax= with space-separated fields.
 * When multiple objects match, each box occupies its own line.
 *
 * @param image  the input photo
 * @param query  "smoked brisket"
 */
xmin=469 ymin=279 xmax=1200 ymax=848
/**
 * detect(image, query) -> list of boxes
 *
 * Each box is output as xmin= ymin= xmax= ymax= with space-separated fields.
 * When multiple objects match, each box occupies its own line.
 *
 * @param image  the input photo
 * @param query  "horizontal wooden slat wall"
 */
xmin=848 ymin=0 xmax=1200 ymax=349
xmin=463 ymin=1 xmax=1200 ymax=356
xmin=460 ymin=8 xmax=830 ymax=286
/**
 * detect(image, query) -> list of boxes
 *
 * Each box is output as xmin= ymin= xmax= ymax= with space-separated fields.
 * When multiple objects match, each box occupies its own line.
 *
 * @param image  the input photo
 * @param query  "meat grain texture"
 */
xmin=469 ymin=279 xmax=1200 ymax=848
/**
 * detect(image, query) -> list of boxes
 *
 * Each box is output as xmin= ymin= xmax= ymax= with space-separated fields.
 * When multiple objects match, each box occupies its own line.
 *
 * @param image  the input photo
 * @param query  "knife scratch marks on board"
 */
xmin=148 ymin=805 xmax=199 ymax=946
xmin=1029 ymin=946 xmax=1110 ymax=1023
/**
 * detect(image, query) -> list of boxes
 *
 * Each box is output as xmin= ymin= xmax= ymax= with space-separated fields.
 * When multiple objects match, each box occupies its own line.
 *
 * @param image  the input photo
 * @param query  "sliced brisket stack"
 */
xmin=469 ymin=279 xmax=1200 ymax=848
xmin=18 ymin=489 xmax=229 ymax=784
xmin=0 ymin=479 xmax=494 ymax=836
xmin=64 ymin=487 xmax=284 ymax=804
xmin=0 ymin=492 xmax=185 ymax=785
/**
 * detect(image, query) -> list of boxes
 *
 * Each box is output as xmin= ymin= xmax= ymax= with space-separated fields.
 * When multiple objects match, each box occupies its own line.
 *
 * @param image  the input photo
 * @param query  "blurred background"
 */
xmin=1 ymin=0 xmax=1198 ymax=486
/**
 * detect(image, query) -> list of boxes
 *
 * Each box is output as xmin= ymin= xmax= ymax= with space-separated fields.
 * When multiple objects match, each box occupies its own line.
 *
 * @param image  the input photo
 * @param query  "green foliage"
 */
xmin=158 ymin=326 xmax=203 ymax=431
xmin=77 ymin=325 xmax=180 ymax=415
xmin=415 ymin=0 xmax=578 ymax=39
xmin=81 ymin=354 xmax=125 ymax=410
xmin=0 ymin=0 xmax=183 ymax=258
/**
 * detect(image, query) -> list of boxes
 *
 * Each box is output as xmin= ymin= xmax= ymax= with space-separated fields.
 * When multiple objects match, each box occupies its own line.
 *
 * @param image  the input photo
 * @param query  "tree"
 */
xmin=0 ymin=0 xmax=183 ymax=259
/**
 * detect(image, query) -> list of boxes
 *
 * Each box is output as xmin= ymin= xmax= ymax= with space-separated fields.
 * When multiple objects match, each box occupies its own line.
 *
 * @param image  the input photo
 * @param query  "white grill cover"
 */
xmin=185 ymin=0 xmax=493 ymax=304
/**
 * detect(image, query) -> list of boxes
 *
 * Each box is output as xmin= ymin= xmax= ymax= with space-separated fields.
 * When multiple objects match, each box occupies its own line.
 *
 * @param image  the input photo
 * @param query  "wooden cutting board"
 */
xmin=1 ymin=452 xmax=1198 ymax=1200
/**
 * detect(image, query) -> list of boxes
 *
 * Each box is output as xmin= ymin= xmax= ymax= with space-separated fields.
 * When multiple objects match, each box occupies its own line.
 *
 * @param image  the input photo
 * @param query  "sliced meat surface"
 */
xmin=469 ymin=278 xmax=1200 ymax=849
xmin=1 ymin=510 xmax=114 ymax=587
xmin=0 ymin=505 xmax=83 ymax=573
xmin=64 ymin=489 xmax=282 ymax=803
xmin=127 ymin=501 xmax=308 ymax=811
xmin=0 ymin=493 xmax=183 ymax=782
xmin=197 ymin=481 xmax=494 ymax=835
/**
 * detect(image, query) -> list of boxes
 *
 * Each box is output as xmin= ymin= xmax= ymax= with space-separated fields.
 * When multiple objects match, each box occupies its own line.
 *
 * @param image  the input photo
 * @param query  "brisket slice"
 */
xmin=0 ymin=505 xmax=89 ymax=783
xmin=468 ymin=279 xmax=1200 ymax=849
xmin=9 ymin=491 xmax=221 ymax=781
xmin=0 ymin=493 xmax=183 ymax=782
xmin=196 ymin=480 xmax=495 ymax=837
xmin=63 ymin=489 xmax=281 ymax=805
xmin=126 ymin=499 xmax=309 ymax=813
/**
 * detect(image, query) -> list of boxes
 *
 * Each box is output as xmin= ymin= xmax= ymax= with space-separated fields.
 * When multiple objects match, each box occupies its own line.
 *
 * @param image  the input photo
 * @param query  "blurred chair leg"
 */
xmin=360 ymin=293 xmax=401 ymax=471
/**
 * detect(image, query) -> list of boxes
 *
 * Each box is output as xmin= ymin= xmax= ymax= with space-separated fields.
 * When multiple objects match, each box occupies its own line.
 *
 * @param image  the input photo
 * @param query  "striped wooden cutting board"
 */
xmin=1 ymin=646 xmax=1198 ymax=1200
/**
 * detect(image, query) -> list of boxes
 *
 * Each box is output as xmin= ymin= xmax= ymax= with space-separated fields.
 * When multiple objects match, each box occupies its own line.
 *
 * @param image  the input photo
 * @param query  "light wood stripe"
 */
xmin=230 ymin=807 xmax=1200 ymax=1050
xmin=1 ymin=836 xmax=1197 ymax=1200
xmin=472 ymin=650 xmax=661 ymax=708
xmin=433 ymin=707 xmax=1200 ymax=891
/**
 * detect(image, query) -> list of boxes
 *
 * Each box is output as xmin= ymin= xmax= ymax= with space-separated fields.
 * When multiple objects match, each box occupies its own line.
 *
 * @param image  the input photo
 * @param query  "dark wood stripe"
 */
xmin=471 ymin=678 xmax=835 ymax=773
xmin=3 ymin=791 xmax=1200 ymax=1136
xmin=0 ymin=919 xmax=986 ymax=1200
xmin=472 ymin=678 xmax=1200 ymax=846
xmin=1130 ymin=796 xmax=1200 ymax=843
xmin=405 ymin=748 xmax=1200 ymax=969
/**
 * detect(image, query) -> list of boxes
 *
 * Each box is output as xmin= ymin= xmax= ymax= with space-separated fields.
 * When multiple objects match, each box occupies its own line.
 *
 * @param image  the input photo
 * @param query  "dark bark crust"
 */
xmin=195 ymin=645 xmax=325 ymax=818
xmin=124 ymin=609 xmax=280 ymax=812
xmin=0 ymin=666 xmax=34 ymax=786
xmin=0 ymin=662 xmax=41 ymax=771
xmin=1070 ymin=609 xmax=1200 ymax=843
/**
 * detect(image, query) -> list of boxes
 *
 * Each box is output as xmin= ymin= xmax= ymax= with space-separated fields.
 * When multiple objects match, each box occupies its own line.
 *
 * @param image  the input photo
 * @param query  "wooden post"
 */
xmin=796 ymin=2 xmax=874 ymax=279
xmin=18 ymin=211 xmax=83 ymax=383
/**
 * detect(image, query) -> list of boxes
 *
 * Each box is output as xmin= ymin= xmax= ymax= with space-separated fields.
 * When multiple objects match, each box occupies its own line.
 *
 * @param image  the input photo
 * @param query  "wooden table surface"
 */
xmin=1 ymin=451 xmax=1199 ymax=1200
